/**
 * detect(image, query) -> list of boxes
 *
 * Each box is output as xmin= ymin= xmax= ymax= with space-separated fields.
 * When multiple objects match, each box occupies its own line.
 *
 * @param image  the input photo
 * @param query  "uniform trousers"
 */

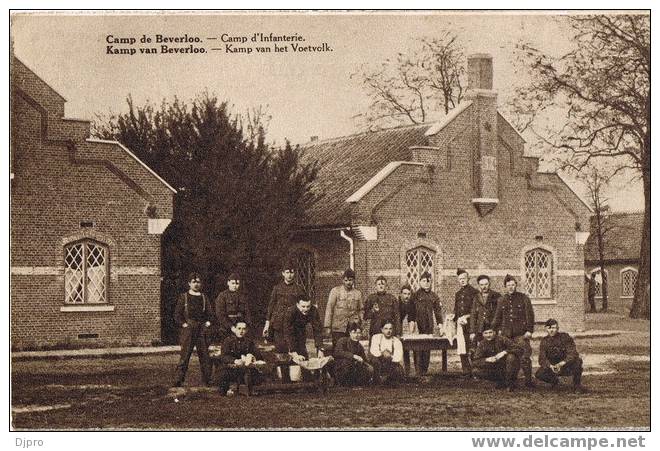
xmin=511 ymin=335 xmax=533 ymax=383
xmin=173 ymin=322 xmax=211 ymax=386
xmin=472 ymin=353 xmax=520 ymax=387
xmin=535 ymin=357 xmax=583 ymax=387
xmin=371 ymin=356 xmax=405 ymax=386
xmin=334 ymin=359 xmax=374 ymax=386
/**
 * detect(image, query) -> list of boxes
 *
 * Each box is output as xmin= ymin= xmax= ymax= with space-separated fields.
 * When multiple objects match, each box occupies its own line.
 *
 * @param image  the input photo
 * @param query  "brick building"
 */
xmin=10 ymin=55 xmax=175 ymax=349
xmin=584 ymin=212 xmax=642 ymax=314
xmin=290 ymin=54 xmax=592 ymax=332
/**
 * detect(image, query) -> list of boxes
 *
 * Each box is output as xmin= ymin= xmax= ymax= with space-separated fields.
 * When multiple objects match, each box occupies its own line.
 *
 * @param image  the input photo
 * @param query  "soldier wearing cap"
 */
xmin=535 ymin=319 xmax=587 ymax=393
xmin=472 ymin=324 xmax=524 ymax=391
xmin=263 ymin=261 xmax=305 ymax=352
xmin=214 ymin=272 xmax=252 ymax=341
xmin=492 ymin=274 xmax=535 ymax=388
xmin=470 ymin=274 xmax=502 ymax=343
xmin=324 ymin=268 xmax=364 ymax=348
xmin=364 ymin=275 xmax=401 ymax=338
xmin=453 ymin=268 xmax=479 ymax=377
xmin=173 ymin=272 xmax=213 ymax=387
xmin=409 ymin=271 xmax=444 ymax=376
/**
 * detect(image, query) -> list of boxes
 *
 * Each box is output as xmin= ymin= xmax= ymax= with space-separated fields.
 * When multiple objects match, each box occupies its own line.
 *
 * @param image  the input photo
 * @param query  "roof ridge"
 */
xmin=302 ymin=122 xmax=430 ymax=146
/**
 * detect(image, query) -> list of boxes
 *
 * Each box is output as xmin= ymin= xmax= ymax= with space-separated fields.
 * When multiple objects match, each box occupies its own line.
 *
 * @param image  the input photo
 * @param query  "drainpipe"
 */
xmin=339 ymin=229 xmax=354 ymax=270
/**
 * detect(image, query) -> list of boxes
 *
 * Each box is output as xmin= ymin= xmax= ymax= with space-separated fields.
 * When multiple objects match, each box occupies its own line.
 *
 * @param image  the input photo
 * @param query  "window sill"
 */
xmin=620 ymin=296 xmax=634 ymax=299
xmin=531 ymin=299 xmax=557 ymax=305
xmin=60 ymin=305 xmax=115 ymax=312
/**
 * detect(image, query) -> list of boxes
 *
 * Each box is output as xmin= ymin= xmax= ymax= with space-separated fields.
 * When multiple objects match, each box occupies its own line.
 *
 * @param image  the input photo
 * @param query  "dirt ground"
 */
xmin=11 ymin=314 xmax=650 ymax=430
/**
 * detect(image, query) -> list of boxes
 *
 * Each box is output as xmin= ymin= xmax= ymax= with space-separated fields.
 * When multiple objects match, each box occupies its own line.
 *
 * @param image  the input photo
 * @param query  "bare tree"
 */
xmin=351 ymin=32 xmax=466 ymax=130
xmin=581 ymin=166 xmax=614 ymax=312
xmin=510 ymin=14 xmax=649 ymax=319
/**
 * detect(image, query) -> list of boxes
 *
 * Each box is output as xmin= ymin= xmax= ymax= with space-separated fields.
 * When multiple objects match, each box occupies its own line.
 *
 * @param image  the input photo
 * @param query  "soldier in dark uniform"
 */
xmin=535 ymin=319 xmax=588 ymax=393
xmin=364 ymin=275 xmax=401 ymax=338
xmin=214 ymin=272 xmax=252 ymax=341
xmin=333 ymin=322 xmax=374 ymax=386
xmin=217 ymin=319 xmax=264 ymax=396
xmin=285 ymin=297 xmax=325 ymax=359
xmin=263 ymin=261 xmax=305 ymax=352
xmin=469 ymin=274 xmax=501 ymax=343
xmin=173 ymin=273 xmax=213 ymax=387
xmin=472 ymin=325 xmax=523 ymax=391
xmin=409 ymin=272 xmax=444 ymax=376
xmin=492 ymin=274 xmax=535 ymax=388
xmin=453 ymin=268 xmax=479 ymax=377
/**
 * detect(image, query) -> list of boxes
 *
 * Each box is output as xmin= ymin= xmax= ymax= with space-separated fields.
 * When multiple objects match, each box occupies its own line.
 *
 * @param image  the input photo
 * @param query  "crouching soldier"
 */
xmin=333 ymin=322 xmax=373 ymax=386
xmin=217 ymin=319 xmax=264 ymax=396
xmin=535 ymin=319 xmax=588 ymax=393
xmin=369 ymin=320 xmax=405 ymax=386
xmin=173 ymin=273 xmax=212 ymax=387
xmin=472 ymin=325 xmax=523 ymax=391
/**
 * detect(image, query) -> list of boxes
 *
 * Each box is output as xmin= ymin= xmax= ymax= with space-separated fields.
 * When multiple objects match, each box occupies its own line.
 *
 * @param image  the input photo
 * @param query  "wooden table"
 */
xmin=400 ymin=335 xmax=456 ymax=377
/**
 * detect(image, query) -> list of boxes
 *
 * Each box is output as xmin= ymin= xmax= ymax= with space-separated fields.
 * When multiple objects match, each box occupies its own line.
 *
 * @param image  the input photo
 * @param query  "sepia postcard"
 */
xmin=9 ymin=9 xmax=650 ymax=437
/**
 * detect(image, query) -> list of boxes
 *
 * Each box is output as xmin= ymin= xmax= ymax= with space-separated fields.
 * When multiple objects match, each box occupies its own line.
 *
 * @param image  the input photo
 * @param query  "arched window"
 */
xmin=621 ymin=268 xmax=638 ymax=298
xmin=524 ymin=248 xmax=553 ymax=299
xmin=405 ymin=246 xmax=435 ymax=291
xmin=64 ymin=240 xmax=108 ymax=304
xmin=590 ymin=268 xmax=608 ymax=299
xmin=292 ymin=248 xmax=315 ymax=300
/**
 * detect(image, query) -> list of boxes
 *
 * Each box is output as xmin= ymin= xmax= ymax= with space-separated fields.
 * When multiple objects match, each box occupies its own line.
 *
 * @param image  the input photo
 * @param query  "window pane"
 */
xmin=65 ymin=244 xmax=84 ymax=304
xmin=294 ymin=250 xmax=315 ymax=300
xmin=85 ymin=243 xmax=107 ymax=303
xmin=405 ymin=247 xmax=434 ymax=292
xmin=622 ymin=270 xmax=638 ymax=297
xmin=524 ymin=248 xmax=552 ymax=298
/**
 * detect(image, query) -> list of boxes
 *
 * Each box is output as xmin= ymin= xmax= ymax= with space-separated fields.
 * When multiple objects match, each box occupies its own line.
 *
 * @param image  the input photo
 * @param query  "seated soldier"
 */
xmin=535 ymin=319 xmax=588 ymax=393
xmin=369 ymin=320 xmax=405 ymax=386
xmin=333 ymin=322 xmax=373 ymax=386
xmin=472 ymin=324 xmax=523 ymax=391
xmin=217 ymin=319 xmax=263 ymax=396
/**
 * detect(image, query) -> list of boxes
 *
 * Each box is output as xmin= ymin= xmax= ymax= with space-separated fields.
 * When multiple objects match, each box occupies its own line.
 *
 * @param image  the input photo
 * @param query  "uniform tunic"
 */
xmin=409 ymin=288 xmax=444 ymax=333
xmin=324 ymin=286 xmax=363 ymax=333
xmin=364 ymin=292 xmax=401 ymax=336
xmin=536 ymin=332 xmax=583 ymax=387
xmin=469 ymin=290 xmax=501 ymax=335
xmin=266 ymin=281 xmax=305 ymax=332
xmin=285 ymin=305 xmax=324 ymax=357
xmin=492 ymin=291 xmax=535 ymax=338
xmin=538 ymin=332 xmax=579 ymax=368
xmin=217 ymin=335 xmax=263 ymax=392
xmin=333 ymin=336 xmax=373 ymax=386
xmin=454 ymin=284 xmax=479 ymax=319
xmin=214 ymin=290 xmax=252 ymax=338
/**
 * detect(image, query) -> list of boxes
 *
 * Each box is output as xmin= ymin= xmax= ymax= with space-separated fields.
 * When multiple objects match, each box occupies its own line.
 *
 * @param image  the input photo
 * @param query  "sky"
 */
xmin=10 ymin=11 xmax=644 ymax=212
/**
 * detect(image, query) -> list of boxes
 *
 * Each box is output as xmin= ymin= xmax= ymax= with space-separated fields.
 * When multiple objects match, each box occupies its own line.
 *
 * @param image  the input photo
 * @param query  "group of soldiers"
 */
xmin=172 ymin=263 xmax=587 ymax=395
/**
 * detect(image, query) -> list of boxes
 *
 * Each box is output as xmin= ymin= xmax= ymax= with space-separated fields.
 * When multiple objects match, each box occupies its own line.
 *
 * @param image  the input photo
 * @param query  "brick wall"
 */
xmin=585 ymin=262 xmax=639 ymax=314
xmin=10 ymin=59 xmax=174 ymax=349
xmin=292 ymin=103 xmax=591 ymax=332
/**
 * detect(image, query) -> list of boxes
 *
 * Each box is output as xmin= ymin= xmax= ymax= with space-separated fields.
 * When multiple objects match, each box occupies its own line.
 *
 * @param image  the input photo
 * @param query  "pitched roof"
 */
xmin=585 ymin=212 xmax=644 ymax=262
xmin=300 ymin=123 xmax=431 ymax=227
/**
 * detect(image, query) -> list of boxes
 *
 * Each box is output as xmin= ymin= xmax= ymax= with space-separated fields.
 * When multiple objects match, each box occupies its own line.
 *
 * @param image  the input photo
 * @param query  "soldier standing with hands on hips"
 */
xmin=492 ymin=274 xmax=535 ymax=388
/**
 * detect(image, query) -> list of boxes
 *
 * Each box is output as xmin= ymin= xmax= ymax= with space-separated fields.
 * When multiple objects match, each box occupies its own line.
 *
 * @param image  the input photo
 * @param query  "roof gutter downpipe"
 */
xmin=340 ymin=229 xmax=354 ymax=270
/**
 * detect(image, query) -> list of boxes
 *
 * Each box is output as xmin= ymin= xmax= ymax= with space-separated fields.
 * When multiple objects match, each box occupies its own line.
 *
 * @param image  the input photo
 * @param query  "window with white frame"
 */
xmin=405 ymin=246 xmax=435 ymax=291
xmin=524 ymin=248 xmax=553 ymax=299
xmin=64 ymin=240 xmax=108 ymax=304
xmin=293 ymin=248 xmax=315 ymax=300
xmin=621 ymin=268 xmax=638 ymax=298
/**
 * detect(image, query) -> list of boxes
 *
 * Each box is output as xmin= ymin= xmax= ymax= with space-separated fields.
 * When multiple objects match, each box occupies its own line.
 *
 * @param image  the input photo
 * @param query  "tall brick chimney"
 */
xmin=466 ymin=53 xmax=499 ymax=216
